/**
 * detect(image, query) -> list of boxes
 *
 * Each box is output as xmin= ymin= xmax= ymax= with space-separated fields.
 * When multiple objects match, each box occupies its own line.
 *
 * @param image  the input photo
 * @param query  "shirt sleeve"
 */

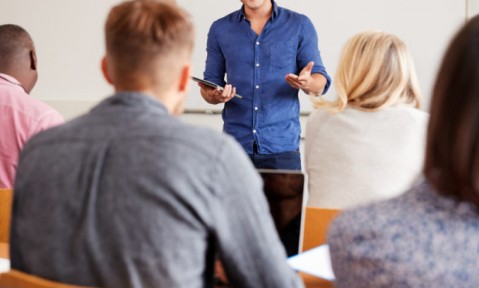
xmin=211 ymin=136 xmax=304 ymax=288
xmin=297 ymin=17 xmax=331 ymax=94
xmin=204 ymin=22 xmax=227 ymax=87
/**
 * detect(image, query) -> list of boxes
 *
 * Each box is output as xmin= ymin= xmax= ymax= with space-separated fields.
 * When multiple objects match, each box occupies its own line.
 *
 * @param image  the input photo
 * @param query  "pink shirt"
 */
xmin=0 ymin=73 xmax=64 ymax=188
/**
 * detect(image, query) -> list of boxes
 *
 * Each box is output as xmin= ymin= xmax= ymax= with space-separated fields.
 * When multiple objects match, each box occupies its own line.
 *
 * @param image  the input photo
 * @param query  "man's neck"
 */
xmin=115 ymin=87 xmax=179 ymax=115
xmin=244 ymin=1 xmax=273 ymax=21
xmin=0 ymin=68 xmax=30 ymax=93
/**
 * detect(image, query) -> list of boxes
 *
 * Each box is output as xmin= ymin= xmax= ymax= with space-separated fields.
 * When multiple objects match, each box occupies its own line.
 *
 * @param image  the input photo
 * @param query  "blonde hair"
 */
xmin=314 ymin=31 xmax=422 ymax=112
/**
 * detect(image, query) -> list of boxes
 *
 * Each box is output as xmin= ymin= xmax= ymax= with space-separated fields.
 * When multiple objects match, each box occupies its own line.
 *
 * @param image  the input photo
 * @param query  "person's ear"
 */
xmin=30 ymin=50 xmax=37 ymax=70
xmin=101 ymin=56 xmax=113 ymax=85
xmin=178 ymin=63 xmax=191 ymax=93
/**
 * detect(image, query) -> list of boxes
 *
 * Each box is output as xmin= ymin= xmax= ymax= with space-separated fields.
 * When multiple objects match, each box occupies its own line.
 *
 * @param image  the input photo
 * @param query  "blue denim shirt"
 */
xmin=204 ymin=1 xmax=331 ymax=154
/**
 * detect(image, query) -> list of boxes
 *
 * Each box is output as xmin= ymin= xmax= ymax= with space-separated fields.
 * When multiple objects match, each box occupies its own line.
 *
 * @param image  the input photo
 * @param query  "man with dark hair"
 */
xmin=10 ymin=1 xmax=303 ymax=287
xmin=0 ymin=24 xmax=63 ymax=188
xmin=199 ymin=0 xmax=331 ymax=170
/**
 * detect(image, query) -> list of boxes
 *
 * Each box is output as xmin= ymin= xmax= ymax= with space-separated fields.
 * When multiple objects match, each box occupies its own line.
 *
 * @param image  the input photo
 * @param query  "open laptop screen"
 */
xmin=258 ymin=169 xmax=305 ymax=257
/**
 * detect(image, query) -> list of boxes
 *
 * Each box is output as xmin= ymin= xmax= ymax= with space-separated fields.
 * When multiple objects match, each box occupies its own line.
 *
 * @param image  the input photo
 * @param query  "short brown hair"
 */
xmin=425 ymin=15 xmax=479 ymax=209
xmin=105 ymin=0 xmax=194 ymax=90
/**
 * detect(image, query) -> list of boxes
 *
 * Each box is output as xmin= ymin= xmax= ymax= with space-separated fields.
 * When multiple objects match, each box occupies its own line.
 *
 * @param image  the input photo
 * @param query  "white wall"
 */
xmin=180 ymin=0 xmax=464 ymax=112
xmin=468 ymin=0 xmax=479 ymax=17
xmin=0 ymin=0 xmax=468 ymax=120
xmin=0 ymin=1 xmax=118 ymax=102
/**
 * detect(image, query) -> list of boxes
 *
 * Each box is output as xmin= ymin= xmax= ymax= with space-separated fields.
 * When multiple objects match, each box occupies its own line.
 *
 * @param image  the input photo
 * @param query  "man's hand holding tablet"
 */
xmin=193 ymin=76 xmax=242 ymax=104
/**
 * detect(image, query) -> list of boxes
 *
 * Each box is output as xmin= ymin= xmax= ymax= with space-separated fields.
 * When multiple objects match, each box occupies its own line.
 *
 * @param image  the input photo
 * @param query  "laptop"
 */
xmin=258 ymin=169 xmax=307 ymax=257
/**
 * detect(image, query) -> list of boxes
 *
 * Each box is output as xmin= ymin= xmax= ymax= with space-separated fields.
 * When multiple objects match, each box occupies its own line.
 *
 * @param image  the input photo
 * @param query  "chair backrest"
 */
xmin=301 ymin=207 xmax=340 ymax=252
xmin=0 ymin=189 xmax=13 ymax=243
xmin=0 ymin=270 xmax=92 ymax=288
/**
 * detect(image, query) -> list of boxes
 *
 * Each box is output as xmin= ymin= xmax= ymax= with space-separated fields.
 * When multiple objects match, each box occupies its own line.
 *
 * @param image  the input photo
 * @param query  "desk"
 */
xmin=0 ymin=243 xmax=332 ymax=287
xmin=0 ymin=243 xmax=10 ymax=274
xmin=300 ymin=272 xmax=334 ymax=288
xmin=0 ymin=244 xmax=7 ymax=259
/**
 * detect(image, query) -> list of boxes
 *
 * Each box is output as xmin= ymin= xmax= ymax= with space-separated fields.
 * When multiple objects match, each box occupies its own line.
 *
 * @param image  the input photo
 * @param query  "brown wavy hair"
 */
xmin=425 ymin=15 xmax=479 ymax=208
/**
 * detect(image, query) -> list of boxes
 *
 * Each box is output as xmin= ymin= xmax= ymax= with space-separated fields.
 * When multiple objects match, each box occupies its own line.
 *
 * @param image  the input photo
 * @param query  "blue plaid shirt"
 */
xmin=204 ymin=1 xmax=331 ymax=154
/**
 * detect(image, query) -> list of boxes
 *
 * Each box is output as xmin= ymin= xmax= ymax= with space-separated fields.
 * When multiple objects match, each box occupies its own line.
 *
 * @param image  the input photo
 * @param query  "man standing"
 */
xmin=10 ymin=1 xmax=303 ymax=287
xmin=0 ymin=24 xmax=63 ymax=188
xmin=199 ymin=0 xmax=331 ymax=170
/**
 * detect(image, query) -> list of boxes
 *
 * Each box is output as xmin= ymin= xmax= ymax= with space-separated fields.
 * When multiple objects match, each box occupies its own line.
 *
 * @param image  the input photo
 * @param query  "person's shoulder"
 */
xmin=212 ymin=9 xmax=241 ymax=27
xmin=277 ymin=5 xmax=312 ymax=24
xmin=308 ymin=107 xmax=333 ymax=121
xmin=137 ymin=116 xmax=243 ymax=164
xmin=18 ymin=118 xmax=67 ymax=159
xmin=0 ymin=86 xmax=61 ymax=122
xmin=388 ymin=105 xmax=429 ymax=129
xmin=401 ymin=105 xmax=429 ymax=122
xmin=27 ymin=97 xmax=59 ymax=116
xmin=308 ymin=106 xmax=358 ymax=127
xmin=329 ymin=183 xmax=424 ymax=240
xmin=277 ymin=5 xmax=304 ymax=17
xmin=174 ymin=121 xmax=231 ymax=147
xmin=392 ymin=104 xmax=428 ymax=116
xmin=306 ymin=108 xmax=334 ymax=130
xmin=181 ymin=124 xmax=247 ymax=161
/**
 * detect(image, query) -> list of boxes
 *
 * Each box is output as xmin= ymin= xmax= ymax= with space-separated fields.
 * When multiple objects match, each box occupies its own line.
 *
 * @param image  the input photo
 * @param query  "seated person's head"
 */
xmin=316 ymin=31 xmax=422 ymax=112
xmin=425 ymin=15 xmax=479 ymax=208
xmin=102 ymin=0 xmax=194 ymax=115
xmin=0 ymin=24 xmax=37 ymax=93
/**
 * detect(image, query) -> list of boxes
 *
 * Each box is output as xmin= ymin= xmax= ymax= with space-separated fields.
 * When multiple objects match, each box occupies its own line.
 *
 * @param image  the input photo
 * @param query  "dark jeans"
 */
xmin=248 ymin=143 xmax=302 ymax=170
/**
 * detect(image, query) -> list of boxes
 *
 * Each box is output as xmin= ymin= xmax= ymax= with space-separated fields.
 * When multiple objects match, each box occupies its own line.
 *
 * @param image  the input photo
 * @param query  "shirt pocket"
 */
xmin=269 ymin=42 xmax=295 ymax=71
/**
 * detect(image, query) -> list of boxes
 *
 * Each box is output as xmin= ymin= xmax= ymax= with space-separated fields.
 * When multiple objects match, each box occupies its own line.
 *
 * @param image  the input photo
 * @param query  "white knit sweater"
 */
xmin=305 ymin=105 xmax=429 ymax=209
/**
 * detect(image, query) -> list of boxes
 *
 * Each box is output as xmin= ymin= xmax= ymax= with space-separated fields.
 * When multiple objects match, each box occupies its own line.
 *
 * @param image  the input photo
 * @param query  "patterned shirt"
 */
xmin=328 ymin=178 xmax=479 ymax=287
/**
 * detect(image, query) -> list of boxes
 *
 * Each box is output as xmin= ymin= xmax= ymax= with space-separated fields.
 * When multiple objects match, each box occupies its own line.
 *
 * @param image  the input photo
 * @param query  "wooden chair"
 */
xmin=0 ymin=189 xmax=13 ymax=243
xmin=301 ymin=207 xmax=340 ymax=252
xmin=0 ymin=270 xmax=92 ymax=288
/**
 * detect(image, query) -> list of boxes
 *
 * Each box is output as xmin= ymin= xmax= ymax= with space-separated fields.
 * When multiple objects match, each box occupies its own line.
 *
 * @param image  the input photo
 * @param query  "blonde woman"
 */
xmin=305 ymin=31 xmax=428 ymax=209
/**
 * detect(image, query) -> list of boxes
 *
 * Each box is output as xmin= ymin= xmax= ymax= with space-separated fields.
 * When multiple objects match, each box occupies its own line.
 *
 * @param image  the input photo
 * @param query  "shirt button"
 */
xmin=253 ymin=130 xmax=257 ymax=134
xmin=254 ymin=107 xmax=258 ymax=111
xmin=256 ymin=42 xmax=260 ymax=45
xmin=256 ymin=85 xmax=260 ymax=89
xmin=256 ymin=63 xmax=260 ymax=67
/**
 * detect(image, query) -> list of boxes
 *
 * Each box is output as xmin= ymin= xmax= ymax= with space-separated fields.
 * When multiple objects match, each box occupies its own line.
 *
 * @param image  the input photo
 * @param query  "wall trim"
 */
xmin=40 ymin=98 xmax=313 ymax=120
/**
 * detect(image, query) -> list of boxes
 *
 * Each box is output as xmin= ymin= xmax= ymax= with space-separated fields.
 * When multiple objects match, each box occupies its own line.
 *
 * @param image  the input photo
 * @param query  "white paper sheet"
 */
xmin=0 ymin=258 xmax=10 ymax=273
xmin=287 ymin=244 xmax=335 ymax=281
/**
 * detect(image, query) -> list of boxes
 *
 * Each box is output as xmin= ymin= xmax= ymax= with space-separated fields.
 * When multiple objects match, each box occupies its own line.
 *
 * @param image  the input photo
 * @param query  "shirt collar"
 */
xmin=0 ymin=73 xmax=21 ymax=85
xmin=238 ymin=0 xmax=279 ymax=22
xmin=271 ymin=0 xmax=279 ymax=20
xmin=93 ymin=91 xmax=169 ymax=115
xmin=0 ymin=73 xmax=27 ymax=94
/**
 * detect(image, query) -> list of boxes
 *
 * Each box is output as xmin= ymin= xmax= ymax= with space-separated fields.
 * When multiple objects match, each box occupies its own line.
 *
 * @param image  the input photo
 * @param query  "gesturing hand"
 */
xmin=285 ymin=61 xmax=315 ymax=90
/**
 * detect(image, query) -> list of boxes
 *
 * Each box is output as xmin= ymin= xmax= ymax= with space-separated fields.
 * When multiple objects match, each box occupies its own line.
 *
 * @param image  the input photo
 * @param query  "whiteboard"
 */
xmin=0 ymin=0 xmax=466 ymax=112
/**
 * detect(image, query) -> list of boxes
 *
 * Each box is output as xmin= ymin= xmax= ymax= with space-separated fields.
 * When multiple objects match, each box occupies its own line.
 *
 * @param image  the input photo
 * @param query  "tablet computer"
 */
xmin=192 ymin=76 xmax=243 ymax=99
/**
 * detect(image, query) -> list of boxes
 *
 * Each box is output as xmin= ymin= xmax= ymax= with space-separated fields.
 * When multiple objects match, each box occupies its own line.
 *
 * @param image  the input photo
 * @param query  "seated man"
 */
xmin=10 ymin=1 xmax=303 ymax=288
xmin=0 ymin=24 xmax=63 ymax=188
